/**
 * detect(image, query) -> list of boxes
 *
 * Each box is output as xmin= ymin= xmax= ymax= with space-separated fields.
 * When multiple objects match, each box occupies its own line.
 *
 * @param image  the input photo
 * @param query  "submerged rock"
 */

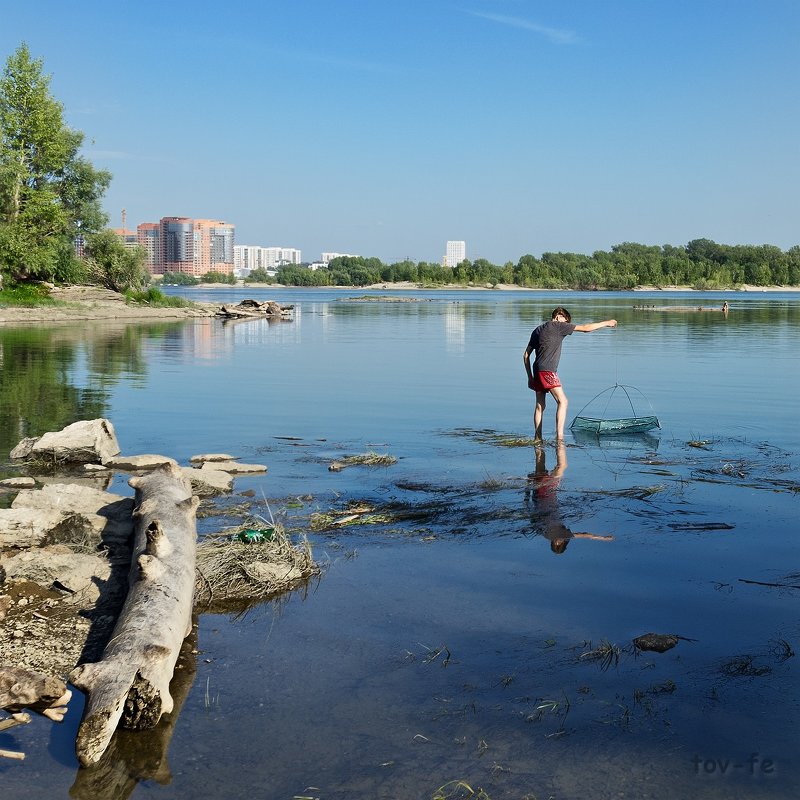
xmin=190 ymin=453 xmax=237 ymax=463
xmin=200 ymin=460 xmax=267 ymax=474
xmin=633 ymin=633 xmax=680 ymax=653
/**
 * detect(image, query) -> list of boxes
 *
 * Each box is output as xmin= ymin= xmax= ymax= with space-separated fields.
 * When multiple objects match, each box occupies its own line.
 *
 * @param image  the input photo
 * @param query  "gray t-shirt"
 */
xmin=528 ymin=320 xmax=576 ymax=372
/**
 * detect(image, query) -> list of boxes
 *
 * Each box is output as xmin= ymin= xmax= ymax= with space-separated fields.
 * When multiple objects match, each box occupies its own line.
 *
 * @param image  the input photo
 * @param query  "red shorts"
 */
xmin=533 ymin=371 xmax=561 ymax=392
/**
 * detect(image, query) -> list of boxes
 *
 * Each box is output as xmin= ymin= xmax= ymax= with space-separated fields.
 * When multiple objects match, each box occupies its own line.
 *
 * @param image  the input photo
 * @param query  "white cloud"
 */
xmin=464 ymin=10 xmax=580 ymax=44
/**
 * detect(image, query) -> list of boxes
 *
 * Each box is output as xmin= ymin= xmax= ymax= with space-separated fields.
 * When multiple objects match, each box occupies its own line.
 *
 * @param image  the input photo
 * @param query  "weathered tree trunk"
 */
xmin=69 ymin=463 xmax=198 ymax=766
xmin=69 ymin=626 xmax=198 ymax=800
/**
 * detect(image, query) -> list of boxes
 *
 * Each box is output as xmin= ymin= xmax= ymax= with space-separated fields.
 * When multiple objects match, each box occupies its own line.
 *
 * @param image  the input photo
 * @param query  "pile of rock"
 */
xmin=0 ymin=420 xmax=268 ymax=678
xmin=0 ymin=418 xmax=322 ymax=766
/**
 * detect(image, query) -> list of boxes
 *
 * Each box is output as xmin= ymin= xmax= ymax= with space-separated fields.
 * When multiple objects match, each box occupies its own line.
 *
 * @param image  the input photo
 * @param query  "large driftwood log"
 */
xmin=70 ymin=628 xmax=198 ymax=800
xmin=69 ymin=462 xmax=198 ymax=766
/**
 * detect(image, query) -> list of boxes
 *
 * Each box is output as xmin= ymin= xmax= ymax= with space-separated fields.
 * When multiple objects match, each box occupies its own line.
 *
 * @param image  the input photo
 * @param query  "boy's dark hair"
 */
xmin=550 ymin=539 xmax=569 ymax=554
xmin=551 ymin=307 xmax=571 ymax=322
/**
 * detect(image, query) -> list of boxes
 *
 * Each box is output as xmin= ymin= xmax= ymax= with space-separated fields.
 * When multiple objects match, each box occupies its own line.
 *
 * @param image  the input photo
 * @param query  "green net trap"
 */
xmin=570 ymin=383 xmax=660 ymax=436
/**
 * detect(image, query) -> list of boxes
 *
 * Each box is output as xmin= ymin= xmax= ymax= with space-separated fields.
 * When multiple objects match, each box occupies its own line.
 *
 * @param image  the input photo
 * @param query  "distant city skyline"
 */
xmin=3 ymin=2 xmax=799 ymax=262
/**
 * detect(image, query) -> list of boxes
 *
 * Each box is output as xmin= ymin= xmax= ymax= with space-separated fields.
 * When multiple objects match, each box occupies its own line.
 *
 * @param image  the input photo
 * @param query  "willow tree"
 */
xmin=0 ymin=43 xmax=110 ymax=288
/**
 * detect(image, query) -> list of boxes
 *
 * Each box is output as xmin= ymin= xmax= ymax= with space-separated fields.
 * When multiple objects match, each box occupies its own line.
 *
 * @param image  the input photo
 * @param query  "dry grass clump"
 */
xmin=328 ymin=451 xmax=397 ymax=471
xmin=195 ymin=519 xmax=319 ymax=608
xmin=495 ymin=437 xmax=539 ymax=448
xmin=431 ymin=781 xmax=492 ymax=800
xmin=719 ymin=655 xmax=772 ymax=677
xmin=589 ymin=484 xmax=668 ymax=500
xmin=17 ymin=452 xmax=98 ymax=473
xmin=309 ymin=504 xmax=395 ymax=531
xmin=445 ymin=427 xmax=538 ymax=448
xmin=42 ymin=513 xmax=103 ymax=553
xmin=580 ymin=640 xmax=621 ymax=670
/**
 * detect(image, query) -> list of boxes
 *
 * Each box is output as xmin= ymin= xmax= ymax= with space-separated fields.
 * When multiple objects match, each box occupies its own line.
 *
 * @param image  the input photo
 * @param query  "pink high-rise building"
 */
xmin=136 ymin=217 xmax=235 ymax=276
xmin=136 ymin=222 xmax=160 ymax=269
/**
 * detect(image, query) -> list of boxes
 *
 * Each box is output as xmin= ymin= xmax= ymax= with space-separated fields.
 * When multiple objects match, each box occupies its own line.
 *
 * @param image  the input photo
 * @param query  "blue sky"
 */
xmin=2 ymin=0 xmax=799 ymax=263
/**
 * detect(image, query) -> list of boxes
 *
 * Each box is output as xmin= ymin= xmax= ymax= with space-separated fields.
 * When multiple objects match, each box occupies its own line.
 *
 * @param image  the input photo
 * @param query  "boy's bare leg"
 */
xmin=534 ymin=391 xmax=546 ymax=441
xmin=550 ymin=386 xmax=569 ymax=440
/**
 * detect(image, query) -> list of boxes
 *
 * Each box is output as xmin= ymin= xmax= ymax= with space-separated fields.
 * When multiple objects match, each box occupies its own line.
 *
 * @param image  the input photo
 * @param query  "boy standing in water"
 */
xmin=523 ymin=307 xmax=618 ymax=441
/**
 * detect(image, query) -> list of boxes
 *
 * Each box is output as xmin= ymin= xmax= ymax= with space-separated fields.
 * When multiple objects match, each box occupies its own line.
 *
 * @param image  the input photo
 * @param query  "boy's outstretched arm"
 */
xmin=573 ymin=319 xmax=617 ymax=333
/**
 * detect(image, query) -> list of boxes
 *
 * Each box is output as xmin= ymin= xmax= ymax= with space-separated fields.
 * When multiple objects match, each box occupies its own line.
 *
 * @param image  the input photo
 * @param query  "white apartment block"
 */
xmin=234 ymin=245 xmax=267 ymax=272
xmin=321 ymin=252 xmax=359 ymax=264
xmin=443 ymin=240 xmax=466 ymax=268
xmin=234 ymin=245 xmax=302 ymax=273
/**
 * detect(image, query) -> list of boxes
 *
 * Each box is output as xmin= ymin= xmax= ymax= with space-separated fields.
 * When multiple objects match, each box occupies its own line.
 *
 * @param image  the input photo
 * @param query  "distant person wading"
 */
xmin=523 ymin=307 xmax=618 ymax=441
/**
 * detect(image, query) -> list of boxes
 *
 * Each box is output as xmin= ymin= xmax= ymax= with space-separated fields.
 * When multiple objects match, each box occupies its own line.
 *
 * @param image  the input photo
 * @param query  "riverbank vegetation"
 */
xmin=124 ymin=286 xmax=194 ymax=308
xmin=271 ymin=241 xmax=800 ymax=290
xmin=0 ymin=281 xmax=58 ymax=307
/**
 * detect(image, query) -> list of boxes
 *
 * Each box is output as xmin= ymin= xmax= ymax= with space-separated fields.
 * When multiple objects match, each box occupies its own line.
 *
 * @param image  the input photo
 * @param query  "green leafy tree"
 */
xmin=84 ymin=229 xmax=148 ymax=292
xmin=383 ymin=259 xmax=418 ymax=282
xmin=0 ymin=43 xmax=111 ymax=287
xmin=161 ymin=270 xmax=199 ymax=286
xmin=202 ymin=270 xmax=236 ymax=284
xmin=277 ymin=265 xmax=330 ymax=286
xmin=786 ymin=246 xmax=800 ymax=285
xmin=246 ymin=267 xmax=275 ymax=283
xmin=417 ymin=261 xmax=451 ymax=284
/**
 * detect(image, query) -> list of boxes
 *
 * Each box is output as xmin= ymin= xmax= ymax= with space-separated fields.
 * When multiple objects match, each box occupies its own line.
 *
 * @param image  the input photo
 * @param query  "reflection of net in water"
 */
xmin=571 ymin=428 xmax=661 ymax=450
xmin=570 ymin=384 xmax=660 ymax=435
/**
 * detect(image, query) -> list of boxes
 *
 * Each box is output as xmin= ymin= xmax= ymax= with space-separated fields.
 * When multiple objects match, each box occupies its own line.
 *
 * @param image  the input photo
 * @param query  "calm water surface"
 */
xmin=1 ymin=289 xmax=798 ymax=799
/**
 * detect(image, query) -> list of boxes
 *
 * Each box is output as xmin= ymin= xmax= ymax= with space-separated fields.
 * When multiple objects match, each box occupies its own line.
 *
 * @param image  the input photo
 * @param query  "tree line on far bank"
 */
xmin=250 ymin=243 xmax=800 ymax=290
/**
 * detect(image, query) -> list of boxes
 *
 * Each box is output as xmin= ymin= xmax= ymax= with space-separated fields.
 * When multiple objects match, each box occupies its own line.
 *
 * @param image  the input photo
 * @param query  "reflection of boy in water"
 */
xmin=527 ymin=442 xmax=614 ymax=554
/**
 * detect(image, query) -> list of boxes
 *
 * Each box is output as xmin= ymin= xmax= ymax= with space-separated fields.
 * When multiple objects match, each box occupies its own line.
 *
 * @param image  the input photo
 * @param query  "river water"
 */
xmin=1 ymin=289 xmax=798 ymax=799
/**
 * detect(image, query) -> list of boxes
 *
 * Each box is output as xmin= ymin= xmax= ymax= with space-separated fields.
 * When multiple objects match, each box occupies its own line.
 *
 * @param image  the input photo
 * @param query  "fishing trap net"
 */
xmin=570 ymin=383 xmax=660 ymax=435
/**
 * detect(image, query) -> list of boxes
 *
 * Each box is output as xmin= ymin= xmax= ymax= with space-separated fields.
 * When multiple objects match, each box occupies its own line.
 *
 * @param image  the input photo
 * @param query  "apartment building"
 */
xmin=443 ymin=240 xmax=466 ymax=268
xmin=233 ymin=245 xmax=303 ymax=276
xmin=136 ymin=223 xmax=159 ymax=267
xmin=321 ymin=252 xmax=358 ymax=264
xmin=135 ymin=217 xmax=235 ymax=276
